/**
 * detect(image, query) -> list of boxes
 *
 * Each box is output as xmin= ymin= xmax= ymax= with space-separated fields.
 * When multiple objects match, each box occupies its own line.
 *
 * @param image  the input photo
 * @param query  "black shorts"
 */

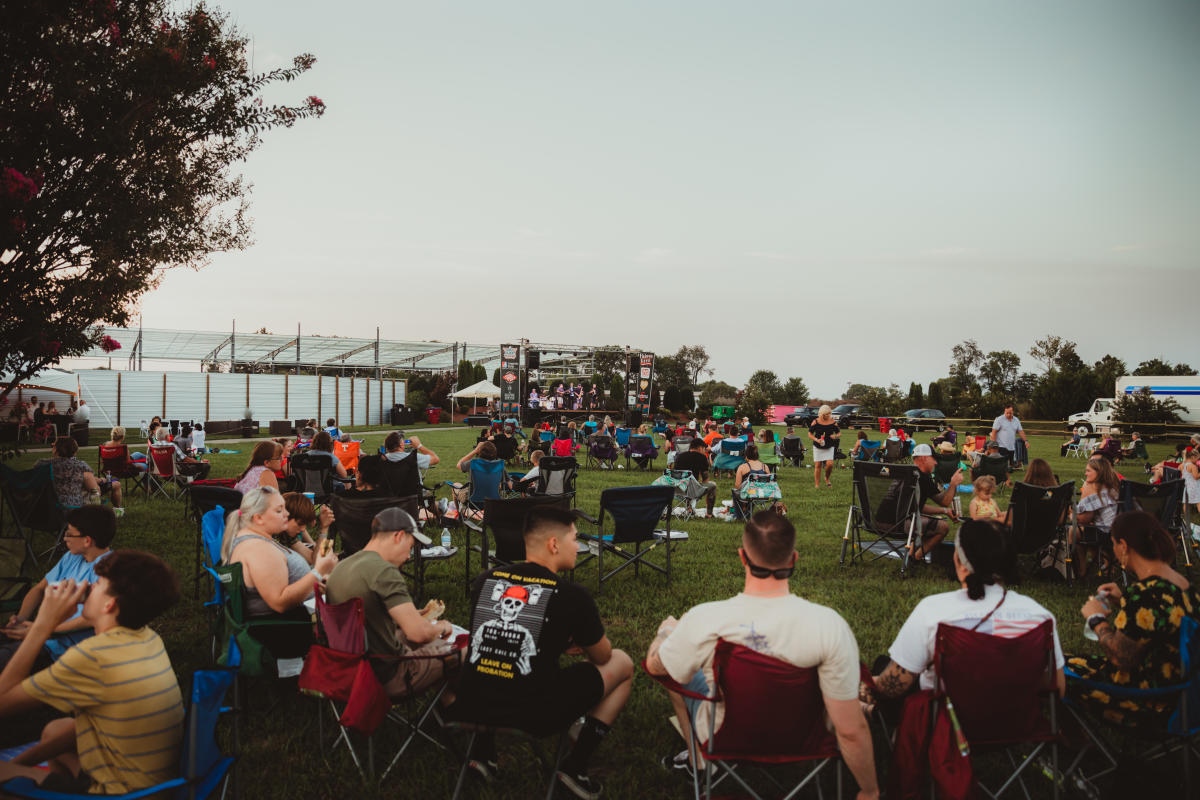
xmin=453 ymin=662 xmax=605 ymax=738
xmin=40 ymin=770 xmax=93 ymax=793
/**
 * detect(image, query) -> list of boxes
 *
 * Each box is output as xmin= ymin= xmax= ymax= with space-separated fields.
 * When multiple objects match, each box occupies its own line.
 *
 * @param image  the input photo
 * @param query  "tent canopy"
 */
xmin=450 ymin=380 xmax=502 ymax=399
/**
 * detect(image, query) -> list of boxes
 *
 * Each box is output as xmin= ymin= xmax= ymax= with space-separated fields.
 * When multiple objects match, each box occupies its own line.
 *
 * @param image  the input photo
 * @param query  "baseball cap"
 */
xmin=911 ymin=444 xmax=933 ymax=457
xmin=371 ymin=507 xmax=432 ymax=545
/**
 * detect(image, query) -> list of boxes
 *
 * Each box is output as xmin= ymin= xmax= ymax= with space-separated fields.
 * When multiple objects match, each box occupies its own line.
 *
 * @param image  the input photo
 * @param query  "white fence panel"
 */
xmin=247 ymin=375 xmax=287 ymax=423
xmin=336 ymin=378 xmax=355 ymax=426
xmin=285 ymin=375 xmax=318 ymax=424
xmin=206 ymin=374 xmax=245 ymax=421
xmin=318 ymin=378 xmax=337 ymax=426
xmin=77 ymin=372 xmax=119 ymax=430
xmin=164 ymin=373 xmax=207 ymax=423
xmin=119 ymin=373 xmax=166 ymax=427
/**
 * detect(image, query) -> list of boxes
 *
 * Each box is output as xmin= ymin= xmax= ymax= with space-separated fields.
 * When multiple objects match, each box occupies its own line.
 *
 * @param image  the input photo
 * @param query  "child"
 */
xmin=190 ymin=423 xmax=205 ymax=453
xmin=1183 ymin=447 xmax=1200 ymax=542
xmin=969 ymin=475 xmax=1001 ymax=521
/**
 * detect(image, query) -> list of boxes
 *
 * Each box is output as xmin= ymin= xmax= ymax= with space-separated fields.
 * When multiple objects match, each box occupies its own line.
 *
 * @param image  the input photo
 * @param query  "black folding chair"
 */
xmin=532 ymin=456 xmax=578 ymax=505
xmin=778 ymin=436 xmax=805 ymax=467
xmin=461 ymin=495 xmax=586 ymax=591
xmin=974 ymin=453 xmax=1012 ymax=496
xmin=375 ymin=454 xmax=442 ymax=527
xmin=578 ymin=485 xmax=679 ymax=595
xmin=290 ymin=451 xmax=338 ymax=503
xmin=0 ymin=462 xmax=66 ymax=568
xmin=932 ymin=453 xmax=962 ymax=485
xmin=1119 ymin=478 xmax=1192 ymax=572
xmin=840 ymin=461 xmax=921 ymax=574
xmin=1008 ymin=481 xmax=1075 ymax=556
xmin=187 ymin=485 xmax=243 ymax=600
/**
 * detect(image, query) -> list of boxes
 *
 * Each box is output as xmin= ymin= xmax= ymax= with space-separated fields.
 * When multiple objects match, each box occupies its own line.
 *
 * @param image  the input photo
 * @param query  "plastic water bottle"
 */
xmin=441 ymin=527 xmax=451 ymax=550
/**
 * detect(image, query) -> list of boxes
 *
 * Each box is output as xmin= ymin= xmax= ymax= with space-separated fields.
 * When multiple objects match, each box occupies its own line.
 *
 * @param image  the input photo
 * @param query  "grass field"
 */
xmin=1 ymin=426 xmax=1178 ymax=798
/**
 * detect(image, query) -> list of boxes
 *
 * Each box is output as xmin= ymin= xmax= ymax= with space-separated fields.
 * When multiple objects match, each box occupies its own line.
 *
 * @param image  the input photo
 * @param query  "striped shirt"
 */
xmin=22 ymin=626 xmax=184 ymax=794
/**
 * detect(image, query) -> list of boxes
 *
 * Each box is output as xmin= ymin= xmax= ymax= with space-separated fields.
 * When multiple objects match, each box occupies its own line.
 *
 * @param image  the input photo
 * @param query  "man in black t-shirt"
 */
xmin=673 ymin=438 xmax=717 ymax=516
xmin=451 ymin=507 xmax=633 ymax=799
xmin=876 ymin=444 xmax=963 ymax=561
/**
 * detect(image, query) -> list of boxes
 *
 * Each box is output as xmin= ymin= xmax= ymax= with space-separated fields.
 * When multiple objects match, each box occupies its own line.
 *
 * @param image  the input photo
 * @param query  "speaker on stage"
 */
xmin=526 ymin=350 xmax=540 ymax=369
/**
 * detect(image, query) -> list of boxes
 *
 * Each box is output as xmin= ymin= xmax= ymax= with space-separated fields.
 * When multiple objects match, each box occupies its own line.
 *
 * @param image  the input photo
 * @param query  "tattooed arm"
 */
xmin=871 ymin=660 xmax=919 ymax=699
xmin=1093 ymin=622 xmax=1151 ymax=672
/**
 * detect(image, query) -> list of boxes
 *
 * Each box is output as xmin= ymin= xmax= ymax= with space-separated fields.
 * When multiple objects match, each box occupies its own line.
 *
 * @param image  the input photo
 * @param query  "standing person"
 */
xmin=990 ymin=403 xmax=1029 ymax=467
xmin=808 ymin=405 xmax=840 ymax=488
xmin=1179 ymin=447 xmax=1200 ymax=542
xmin=646 ymin=512 xmax=878 ymax=799
xmin=451 ymin=506 xmax=633 ymax=799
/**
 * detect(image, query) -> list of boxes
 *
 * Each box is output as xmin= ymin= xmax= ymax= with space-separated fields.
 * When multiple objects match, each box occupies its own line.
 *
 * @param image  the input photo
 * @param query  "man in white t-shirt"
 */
xmin=72 ymin=401 xmax=89 ymax=425
xmin=990 ymin=404 xmax=1028 ymax=465
xmin=645 ymin=512 xmax=878 ymax=799
xmin=868 ymin=520 xmax=1065 ymax=701
xmin=383 ymin=431 xmax=438 ymax=481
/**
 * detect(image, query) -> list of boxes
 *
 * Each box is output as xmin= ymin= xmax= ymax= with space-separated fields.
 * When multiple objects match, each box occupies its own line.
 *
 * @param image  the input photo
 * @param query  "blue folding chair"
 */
xmin=2 ymin=668 xmax=237 ymax=800
xmin=614 ymin=427 xmax=631 ymax=448
xmin=855 ymin=440 xmax=881 ymax=462
xmin=578 ymin=485 xmax=680 ymax=595
xmin=446 ymin=458 xmax=509 ymax=523
xmin=1063 ymin=616 xmax=1200 ymax=797
xmin=200 ymin=507 xmax=231 ymax=662
xmin=712 ymin=438 xmax=747 ymax=475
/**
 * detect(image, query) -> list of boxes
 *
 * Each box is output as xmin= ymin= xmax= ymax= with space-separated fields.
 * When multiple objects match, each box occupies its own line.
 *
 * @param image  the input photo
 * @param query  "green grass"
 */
xmin=1 ymin=427 xmax=1172 ymax=798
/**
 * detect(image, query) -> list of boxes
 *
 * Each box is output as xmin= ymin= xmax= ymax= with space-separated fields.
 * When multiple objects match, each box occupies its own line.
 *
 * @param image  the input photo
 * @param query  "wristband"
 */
xmin=1087 ymin=614 xmax=1107 ymax=631
xmin=310 ymin=568 xmax=326 ymax=585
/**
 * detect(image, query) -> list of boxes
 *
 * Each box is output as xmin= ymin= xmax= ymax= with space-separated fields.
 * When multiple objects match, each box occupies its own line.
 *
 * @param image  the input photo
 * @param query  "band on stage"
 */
xmin=527 ymin=382 xmax=601 ymax=412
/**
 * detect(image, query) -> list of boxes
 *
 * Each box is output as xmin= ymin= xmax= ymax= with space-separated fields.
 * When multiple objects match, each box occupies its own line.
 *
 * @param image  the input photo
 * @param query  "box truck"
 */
xmin=1066 ymin=375 xmax=1200 ymax=434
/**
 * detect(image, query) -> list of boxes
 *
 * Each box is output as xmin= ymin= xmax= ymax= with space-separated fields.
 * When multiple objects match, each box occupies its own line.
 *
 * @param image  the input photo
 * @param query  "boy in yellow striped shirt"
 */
xmin=0 ymin=551 xmax=183 ymax=794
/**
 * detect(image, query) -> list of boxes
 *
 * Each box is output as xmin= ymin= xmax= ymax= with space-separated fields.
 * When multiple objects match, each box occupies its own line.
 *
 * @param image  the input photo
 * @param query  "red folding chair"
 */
xmin=98 ymin=443 xmax=148 ymax=501
xmin=932 ymin=619 xmax=1060 ymax=799
xmin=644 ymin=638 xmax=844 ymax=800
xmin=147 ymin=442 xmax=190 ymax=500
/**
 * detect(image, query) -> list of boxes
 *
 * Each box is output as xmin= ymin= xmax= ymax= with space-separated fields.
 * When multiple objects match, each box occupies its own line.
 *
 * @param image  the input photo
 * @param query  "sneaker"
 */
xmin=557 ymin=770 xmax=603 ymax=799
xmin=113 ymin=507 xmax=126 ymax=518
xmin=661 ymin=749 xmax=693 ymax=774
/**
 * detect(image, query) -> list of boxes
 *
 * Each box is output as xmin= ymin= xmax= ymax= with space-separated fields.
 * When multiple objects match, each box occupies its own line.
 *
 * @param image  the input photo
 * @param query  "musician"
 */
xmin=528 ymin=388 xmax=540 ymax=409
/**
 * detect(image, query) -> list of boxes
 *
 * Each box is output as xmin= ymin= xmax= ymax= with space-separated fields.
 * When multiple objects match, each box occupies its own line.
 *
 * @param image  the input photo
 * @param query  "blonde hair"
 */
xmin=221 ymin=487 xmax=282 ymax=564
xmin=972 ymin=475 xmax=997 ymax=495
xmin=818 ymin=404 xmax=833 ymax=419
xmin=110 ymin=426 xmax=126 ymax=442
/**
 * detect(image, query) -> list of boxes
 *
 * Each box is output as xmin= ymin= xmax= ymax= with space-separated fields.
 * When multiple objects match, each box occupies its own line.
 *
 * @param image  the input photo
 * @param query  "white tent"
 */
xmin=449 ymin=379 xmax=502 ymax=413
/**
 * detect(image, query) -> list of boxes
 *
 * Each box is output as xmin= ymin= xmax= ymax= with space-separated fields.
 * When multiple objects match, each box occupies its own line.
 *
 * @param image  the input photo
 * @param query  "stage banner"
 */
xmin=625 ymin=352 xmax=654 ymax=412
xmin=499 ymin=344 xmax=520 ymax=414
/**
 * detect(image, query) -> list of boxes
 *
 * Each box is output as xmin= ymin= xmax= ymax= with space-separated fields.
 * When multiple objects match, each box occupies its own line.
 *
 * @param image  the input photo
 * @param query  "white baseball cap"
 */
xmin=911 ymin=444 xmax=933 ymax=457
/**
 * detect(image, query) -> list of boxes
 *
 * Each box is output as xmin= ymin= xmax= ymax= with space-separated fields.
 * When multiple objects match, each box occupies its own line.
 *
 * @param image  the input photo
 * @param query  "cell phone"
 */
xmin=404 ymin=439 xmax=411 ymax=445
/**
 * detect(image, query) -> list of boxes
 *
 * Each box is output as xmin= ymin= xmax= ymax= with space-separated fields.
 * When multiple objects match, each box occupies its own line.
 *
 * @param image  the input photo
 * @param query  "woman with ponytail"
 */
xmin=1067 ymin=511 xmax=1198 ymax=726
xmin=868 ymin=520 xmax=1066 ymax=700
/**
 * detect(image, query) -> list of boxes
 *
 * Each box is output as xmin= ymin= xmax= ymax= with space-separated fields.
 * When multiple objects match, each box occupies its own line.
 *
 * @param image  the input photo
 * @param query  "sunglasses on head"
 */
xmin=740 ymin=548 xmax=795 ymax=580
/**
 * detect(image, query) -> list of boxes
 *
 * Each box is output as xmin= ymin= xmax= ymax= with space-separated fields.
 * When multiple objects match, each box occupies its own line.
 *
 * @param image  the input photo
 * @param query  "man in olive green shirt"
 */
xmin=325 ymin=508 xmax=454 ymax=697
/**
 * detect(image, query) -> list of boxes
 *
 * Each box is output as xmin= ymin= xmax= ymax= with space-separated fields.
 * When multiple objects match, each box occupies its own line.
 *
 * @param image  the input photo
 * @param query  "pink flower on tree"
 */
xmin=2 ymin=168 xmax=39 ymax=202
xmin=305 ymin=96 xmax=325 ymax=111
xmin=203 ymin=56 xmax=216 ymax=70
xmin=100 ymin=335 xmax=122 ymax=353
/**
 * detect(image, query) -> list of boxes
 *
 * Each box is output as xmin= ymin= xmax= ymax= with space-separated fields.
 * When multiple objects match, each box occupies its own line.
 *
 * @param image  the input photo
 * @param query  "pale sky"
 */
xmin=130 ymin=0 xmax=1200 ymax=397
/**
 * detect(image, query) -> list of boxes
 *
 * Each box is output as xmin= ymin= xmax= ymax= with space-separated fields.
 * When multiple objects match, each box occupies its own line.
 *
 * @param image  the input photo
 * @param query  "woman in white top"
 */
xmin=1070 ymin=457 xmax=1121 ymax=578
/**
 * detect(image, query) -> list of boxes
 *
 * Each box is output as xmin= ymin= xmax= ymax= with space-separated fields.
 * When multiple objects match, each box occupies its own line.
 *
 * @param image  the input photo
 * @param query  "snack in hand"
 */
xmin=421 ymin=599 xmax=445 ymax=620
xmin=319 ymin=537 xmax=333 ymax=557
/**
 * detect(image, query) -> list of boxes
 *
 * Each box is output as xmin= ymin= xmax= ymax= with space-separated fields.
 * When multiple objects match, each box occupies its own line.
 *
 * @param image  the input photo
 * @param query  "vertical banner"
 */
xmin=499 ymin=344 xmax=520 ymax=416
xmin=625 ymin=352 xmax=654 ymax=412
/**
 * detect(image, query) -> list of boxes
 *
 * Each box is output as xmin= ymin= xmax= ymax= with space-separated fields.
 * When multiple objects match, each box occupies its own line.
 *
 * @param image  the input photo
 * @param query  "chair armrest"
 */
xmin=462 ymin=518 xmax=483 ymax=533
xmin=1064 ymin=668 xmax=1190 ymax=699
xmin=574 ymin=510 xmax=598 ymax=525
xmin=640 ymin=659 xmax=717 ymax=702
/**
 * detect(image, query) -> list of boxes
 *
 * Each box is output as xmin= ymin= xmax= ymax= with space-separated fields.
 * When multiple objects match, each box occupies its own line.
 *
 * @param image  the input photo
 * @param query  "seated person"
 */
xmin=306 ymin=431 xmax=350 ymax=487
xmin=1092 ymin=433 xmax=1122 ymax=463
xmin=866 ymin=520 xmax=1065 ymax=704
xmin=323 ymin=417 xmax=342 ymax=440
xmin=294 ymin=426 xmax=316 ymax=451
xmin=279 ymin=492 xmax=334 ymax=567
xmin=701 ymin=423 xmax=723 ymax=449
xmin=102 ymin=426 xmax=148 ymax=470
xmin=970 ymin=439 xmax=1006 ymax=481
xmin=515 ymin=449 xmax=544 ymax=493
xmin=0 ymin=506 xmax=115 ymax=672
xmin=732 ymin=444 xmax=771 ymax=519
xmin=384 ymin=431 xmax=439 ymax=482
xmin=233 ymin=441 xmax=282 ymax=494
xmin=848 ymin=430 xmax=871 ymax=459
xmin=37 ymin=436 xmax=123 ymax=513
xmin=455 ymin=439 xmax=500 ymax=475
xmin=960 ymin=436 xmax=979 ymax=464
xmin=931 ymin=424 xmax=956 ymax=448
xmin=878 ymin=444 xmax=964 ymax=561
xmin=1060 ymin=429 xmax=1083 ymax=457
xmin=674 ymin=438 xmax=717 ymax=517
xmin=326 ymin=508 xmax=456 ymax=698
xmin=333 ymin=433 xmax=363 ymax=474
xmin=152 ymin=426 xmax=211 ymax=480
xmin=646 ymin=512 xmax=878 ymax=795
xmin=450 ymin=507 xmax=633 ymax=797
xmin=221 ymin=487 xmax=337 ymax=659
xmin=0 ymin=550 xmax=184 ymax=795
xmin=1067 ymin=510 xmax=1198 ymax=727
xmin=190 ymin=423 xmax=206 ymax=453
xmin=968 ymin=475 xmax=1002 ymax=522
xmin=342 ymin=454 xmax=387 ymax=499
xmin=1069 ymin=457 xmax=1120 ymax=578
xmin=491 ymin=428 xmax=519 ymax=462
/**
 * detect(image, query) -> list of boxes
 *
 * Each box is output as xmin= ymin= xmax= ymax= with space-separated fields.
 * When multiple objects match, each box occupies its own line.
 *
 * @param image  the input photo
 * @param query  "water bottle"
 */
xmin=1082 ymin=589 xmax=1110 ymax=641
xmin=441 ymin=527 xmax=452 ymax=550
xmin=951 ymin=495 xmax=962 ymax=519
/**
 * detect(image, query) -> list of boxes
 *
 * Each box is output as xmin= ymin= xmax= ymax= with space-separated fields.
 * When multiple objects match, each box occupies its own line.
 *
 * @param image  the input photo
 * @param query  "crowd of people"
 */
xmin=2 ymin=409 xmax=1199 ymax=799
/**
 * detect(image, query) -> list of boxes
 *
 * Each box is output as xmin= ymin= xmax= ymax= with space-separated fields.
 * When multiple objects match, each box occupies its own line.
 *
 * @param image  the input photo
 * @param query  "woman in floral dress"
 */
xmin=1068 ymin=511 xmax=1199 ymax=726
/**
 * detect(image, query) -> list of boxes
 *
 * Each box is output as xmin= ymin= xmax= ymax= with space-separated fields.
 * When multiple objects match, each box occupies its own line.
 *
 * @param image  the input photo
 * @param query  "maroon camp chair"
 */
xmin=644 ymin=638 xmax=844 ymax=799
xmin=933 ymin=619 xmax=1061 ymax=799
xmin=98 ymin=443 xmax=147 ymax=500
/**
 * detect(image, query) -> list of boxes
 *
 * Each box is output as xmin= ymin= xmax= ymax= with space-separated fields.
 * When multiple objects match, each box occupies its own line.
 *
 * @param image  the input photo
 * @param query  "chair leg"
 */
xmin=451 ymin=731 xmax=477 ymax=800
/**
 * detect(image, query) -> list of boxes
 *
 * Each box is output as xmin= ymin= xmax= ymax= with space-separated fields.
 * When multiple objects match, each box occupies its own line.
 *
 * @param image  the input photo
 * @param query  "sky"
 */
xmin=126 ymin=0 xmax=1200 ymax=397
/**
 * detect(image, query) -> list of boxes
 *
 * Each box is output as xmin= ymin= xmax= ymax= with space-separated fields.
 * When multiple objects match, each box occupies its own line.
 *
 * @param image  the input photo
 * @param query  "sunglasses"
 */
xmin=740 ymin=548 xmax=795 ymax=580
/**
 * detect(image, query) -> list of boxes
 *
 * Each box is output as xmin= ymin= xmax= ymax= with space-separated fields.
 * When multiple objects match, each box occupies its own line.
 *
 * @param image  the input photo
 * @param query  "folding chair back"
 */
xmin=315 ymin=592 xmax=367 ymax=655
xmin=329 ymin=494 xmax=418 ymax=555
xmin=933 ymin=453 xmax=961 ymax=485
xmin=841 ymin=462 xmax=921 ymax=571
xmin=706 ymin=639 xmax=838 ymax=761
xmin=290 ymin=451 xmax=337 ymax=502
xmin=148 ymin=443 xmax=179 ymax=479
xmin=534 ymin=456 xmax=577 ymax=499
xmin=98 ymin=444 xmax=140 ymax=478
xmin=480 ymin=494 xmax=573 ymax=566
xmin=934 ymin=619 xmax=1057 ymax=745
xmin=378 ymin=455 xmax=421 ymax=499
xmin=492 ymin=435 xmax=519 ymax=464
xmin=587 ymin=435 xmax=619 ymax=468
xmin=1118 ymin=478 xmax=1184 ymax=530
xmin=614 ymin=427 xmax=631 ymax=448
xmin=779 ymin=435 xmax=805 ymax=465
xmin=713 ymin=438 xmax=747 ymax=472
xmin=550 ymin=436 xmax=574 ymax=458
xmin=601 ymin=485 xmax=674 ymax=545
xmin=673 ymin=436 xmax=695 ymax=455
xmin=0 ymin=462 xmax=64 ymax=538
xmin=975 ymin=453 xmax=1011 ymax=488
xmin=467 ymin=459 xmax=507 ymax=505
xmin=333 ymin=440 xmax=362 ymax=473
xmin=181 ymin=668 xmax=238 ymax=789
xmin=855 ymin=440 xmax=880 ymax=462
xmin=1008 ymin=481 xmax=1075 ymax=555
xmin=201 ymin=507 xmax=228 ymax=570
xmin=880 ymin=438 xmax=907 ymax=463
xmin=721 ymin=422 xmax=738 ymax=436
xmin=627 ymin=435 xmax=657 ymax=469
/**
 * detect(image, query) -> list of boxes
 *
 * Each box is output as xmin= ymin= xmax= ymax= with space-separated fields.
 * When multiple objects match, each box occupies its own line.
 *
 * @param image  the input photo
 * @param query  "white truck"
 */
xmin=1067 ymin=375 xmax=1200 ymax=434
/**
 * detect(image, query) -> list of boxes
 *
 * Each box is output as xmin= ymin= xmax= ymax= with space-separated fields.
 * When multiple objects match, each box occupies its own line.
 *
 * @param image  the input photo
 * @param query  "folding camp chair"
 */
xmin=779 ymin=435 xmax=806 ymax=467
xmin=1062 ymin=616 xmax=1200 ymax=799
xmin=445 ymin=458 xmax=509 ymax=523
xmin=853 ymin=440 xmax=880 ymax=463
xmin=933 ymin=452 xmax=962 ymax=486
xmin=1118 ymin=478 xmax=1193 ymax=571
xmin=614 ymin=427 xmax=631 ymax=449
xmin=974 ymin=454 xmax=1012 ymax=496
xmin=532 ymin=456 xmax=578 ymax=505
xmin=549 ymin=434 xmax=574 ymax=458
xmin=673 ymin=435 xmax=696 ymax=456
xmin=642 ymin=639 xmax=844 ymax=800
xmin=578 ymin=485 xmax=680 ymax=595
xmin=97 ymin=443 xmax=148 ymax=501
xmin=300 ymin=592 xmax=459 ymax=781
xmin=213 ymin=561 xmax=313 ymax=679
xmin=736 ymin=473 xmax=782 ymax=519
xmin=625 ymin=434 xmax=658 ymax=471
xmin=712 ymin=438 xmax=746 ymax=476
xmin=879 ymin=438 xmax=908 ymax=464
xmin=932 ymin=620 xmax=1061 ymax=800
xmin=147 ymin=443 xmax=192 ymax=500
xmin=187 ymin=485 xmax=243 ymax=600
xmin=198 ymin=508 xmax=233 ymax=662
xmin=376 ymin=455 xmax=441 ymax=527
xmin=585 ymin=435 xmax=619 ymax=470
xmin=657 ymin=469 xmax=708 ymax=521
xmin=333 ymin=439 xmax=362 ymax=474
xmin=328 ymin=493 xmax=450 ymax=606
xmin=1007 ymin=481 xmax=1075 ymax=573
xmin=461 ymin=495 xmax=587 ymax=593
xmin=289 ymin=450 xmax=338 ymax=503
xmin=0 ymin=528 xmax=34 ymax=618
xmin=0 ymin=462 xmax=66 ymax=569
xmin=3 ymin=667 xmax=239 ymax=800
xmin=840 ymin=461 xmax=921 ymax=574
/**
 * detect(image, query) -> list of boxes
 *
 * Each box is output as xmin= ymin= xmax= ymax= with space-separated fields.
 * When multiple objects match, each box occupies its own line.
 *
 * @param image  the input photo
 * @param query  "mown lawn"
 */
xmin=1 ymin=426 xmax=1176 ymax=798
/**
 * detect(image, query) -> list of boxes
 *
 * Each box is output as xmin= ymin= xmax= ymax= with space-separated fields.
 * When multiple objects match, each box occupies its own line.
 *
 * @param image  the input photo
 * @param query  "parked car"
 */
xmin=895 ymin=408 xmax=947 ymax=433
xmin=833 ymin=404 xmax=874 ymax=429
xmin=784 ymin=407 xmax=820 ymax=427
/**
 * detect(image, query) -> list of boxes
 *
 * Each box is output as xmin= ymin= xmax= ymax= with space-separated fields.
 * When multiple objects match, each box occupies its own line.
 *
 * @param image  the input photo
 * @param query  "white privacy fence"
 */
xmin=35 ymin=371 xmax=407 ymax=429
